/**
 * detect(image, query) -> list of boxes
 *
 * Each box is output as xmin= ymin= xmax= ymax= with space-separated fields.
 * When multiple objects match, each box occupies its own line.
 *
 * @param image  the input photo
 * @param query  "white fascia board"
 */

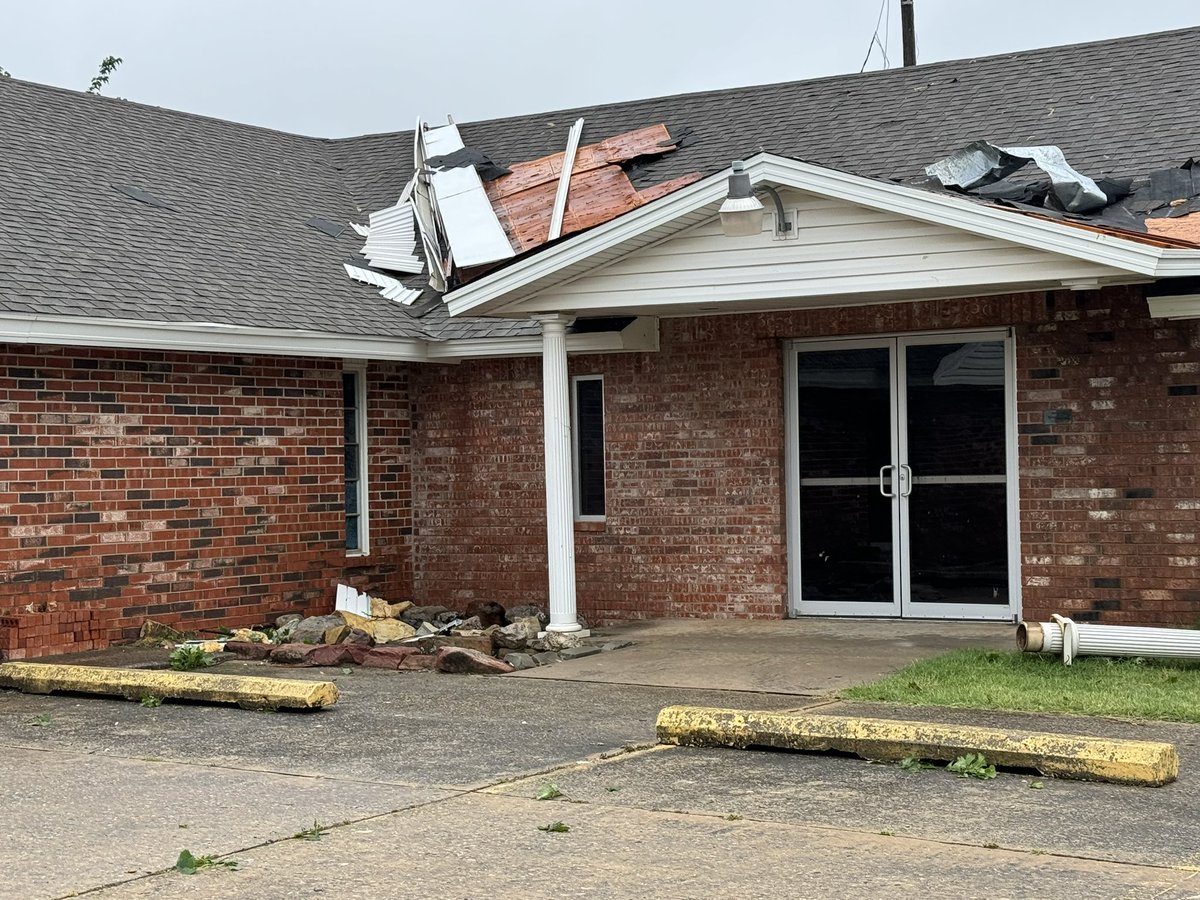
xmin=427 ymin=316 xmax=659 ymax=361
xmin=0 ymin=313 xmax=431 ymax=362
xmin=445 ymin=152 xmax=1200 ymax=317
xmin=1154 ymin=249 xmax=1200 ymax=277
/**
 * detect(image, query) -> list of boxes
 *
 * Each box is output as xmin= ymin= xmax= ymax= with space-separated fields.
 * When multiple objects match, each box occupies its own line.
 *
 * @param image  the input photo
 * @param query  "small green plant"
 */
xmin=898 ymin=755 xmax=935 ymax=772
xmin=174 ymin=849 xmax=238 ymax=875
xmin=604 ymin=786 xmax=620 ymax=793
xmin=725 ymin=814 xmax=743 ymax=821
xmin=535 ymin=782 xmax=564 ymax=801
xmin=947 ymin=753 xmax=997 ymax=780
xmin=538 ymin=822 xmax=570 ymax=834
xmin=140 ymin=695 xmax=163 ymax=708
xmin=1028 ymin=780 xmax=1044 ymax=790
xmin=87 ymin=55 xmax=123 ymax=94
xmin=169 ymin=646 xmax=216 ymax=671
xmin=293 ymin=821 xmax=327 ymax=842
xmin=27 ymin=713 xmax=51 ymax=727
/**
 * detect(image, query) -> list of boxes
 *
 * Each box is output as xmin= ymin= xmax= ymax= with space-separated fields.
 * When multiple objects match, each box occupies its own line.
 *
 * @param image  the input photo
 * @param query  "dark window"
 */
xmin=573 ymin=377 xmax=605 ymax=518
xmin=343 ymin=371 xmax=365 ymax=551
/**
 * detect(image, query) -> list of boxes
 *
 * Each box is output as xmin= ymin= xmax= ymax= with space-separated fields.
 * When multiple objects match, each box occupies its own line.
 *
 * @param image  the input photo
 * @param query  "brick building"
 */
xmin=3 ymin=27 xmax=1200 ymax=657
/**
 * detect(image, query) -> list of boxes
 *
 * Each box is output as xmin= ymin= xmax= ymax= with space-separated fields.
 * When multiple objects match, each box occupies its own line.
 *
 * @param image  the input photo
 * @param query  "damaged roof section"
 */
xmin=348 ymin=117 xmax=701 ymax=301
xmin=921 ymin=143 xmax=1200 ymax=244
xmin=484 ymin=123 xmax=703 ymax=254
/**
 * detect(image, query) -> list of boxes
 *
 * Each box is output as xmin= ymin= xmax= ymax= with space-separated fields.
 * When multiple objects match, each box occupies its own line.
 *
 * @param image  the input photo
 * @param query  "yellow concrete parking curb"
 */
xmin=656 ymin=706 xmax=1179 ymax=787
xmin=0 ymin=662 xmax=338 ymax=710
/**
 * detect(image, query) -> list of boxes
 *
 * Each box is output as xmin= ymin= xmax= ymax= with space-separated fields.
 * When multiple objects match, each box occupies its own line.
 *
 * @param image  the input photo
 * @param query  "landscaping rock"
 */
xmin=464 ymin=600 xmax=507 ymax=628
xmin=370 ymin=619 xmax=417 ymax=645
xmin=338 ymin=611 xmax=371 ymax=629
xmin=492 ymin=624 xmax=529 ymax=651
xmin=533 ymin=651 xmax=560 ymax=666
xmin=344 ymin=628 xmax=373 ymax=647
xmin=400 ymin=605 xmax=454 ymax=627
xmin=434 ymin=647 xmax=515 ymax=675
xmin=305 ymin=644 xmax=359 ymax=667
xmin=225 ymin=640 xmax=274 ymax=660
xmin=398 ymin=653 xmax=437 ymax=672
xmin=269 ymin=643 xmax=315 ymax=664
xmin=602 ymin=640 xmax=635 ymax=652
xmin=290 ymin=614 xmax=344 ymax=646
xmin=323 ymin=624 xmax=350 ymax=645
xmin=362 ymin=646 xmax=419 ymax=669
xmin=506 ymin=604 xmax=548 ymax=628
xmin=229 ymin=628 xmax=268 ymax=643
xmin=433 ymin=610 xmax=462 ymax=627
xmin=369 ymin=597 xmax=392 ymax=619
xmin=502 ymin=652 xmax=538 ymax=671
xmin=457 ymin=616 xmax=483 ymax=631
xmin=275 ymin=613 xmax=303 ymax=627
xmin=559 ymin=645 xmax=601 ymax=661
xmin=411 ymin=633 xmax=494 ymax=656
xmin=530 ymin=631 xmax=583 ymax=652
xmin=134 ymin=620 xmax=186 ymax=648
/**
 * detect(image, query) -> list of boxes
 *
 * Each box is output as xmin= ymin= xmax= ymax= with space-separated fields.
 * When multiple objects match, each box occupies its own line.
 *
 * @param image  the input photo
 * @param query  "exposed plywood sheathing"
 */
xmin=485 ymin=124 xmax=704 ymax=253
xmin=1145 ymin=213 xmax=1200 ymax=245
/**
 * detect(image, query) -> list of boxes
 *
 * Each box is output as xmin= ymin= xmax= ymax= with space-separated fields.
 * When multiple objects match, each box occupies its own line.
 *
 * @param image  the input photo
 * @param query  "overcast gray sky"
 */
xmin=3 ymin=1 xmax=1197 ymax=137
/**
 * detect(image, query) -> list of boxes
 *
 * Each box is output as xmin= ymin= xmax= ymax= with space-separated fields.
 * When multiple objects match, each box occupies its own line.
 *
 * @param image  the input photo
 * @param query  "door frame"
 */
xmin=783 ymin=328 xmax=1022 ymax=621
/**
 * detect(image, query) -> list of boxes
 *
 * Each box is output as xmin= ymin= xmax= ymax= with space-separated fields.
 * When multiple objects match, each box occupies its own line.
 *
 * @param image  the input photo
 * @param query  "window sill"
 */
xmin=574 ymin=519 xmax=606 ymax=533
xmin=345 ymin=550 xmax=369 ymax=559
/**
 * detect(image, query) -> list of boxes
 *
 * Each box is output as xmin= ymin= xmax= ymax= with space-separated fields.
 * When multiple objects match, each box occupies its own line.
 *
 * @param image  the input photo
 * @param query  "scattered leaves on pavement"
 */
xmin=538 ymin=822 xmax=570 ymax=834
xmin=535 ymin=782 xmax=564 ymax=801
xmin=899 ymin=755 xmax=936 ymax=772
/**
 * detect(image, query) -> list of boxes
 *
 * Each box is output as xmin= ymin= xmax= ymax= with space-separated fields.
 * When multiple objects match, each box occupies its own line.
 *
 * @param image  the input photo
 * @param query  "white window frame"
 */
xmin=343 ymin=362 xmax=370 ymax=557
xmin=570 ymin=374 xmax=606 ymax=522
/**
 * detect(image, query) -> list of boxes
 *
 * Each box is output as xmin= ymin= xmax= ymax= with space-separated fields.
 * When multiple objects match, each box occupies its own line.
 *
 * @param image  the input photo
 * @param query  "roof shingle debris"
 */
xmin=920 ymin=142 xmax=1200 ymax=245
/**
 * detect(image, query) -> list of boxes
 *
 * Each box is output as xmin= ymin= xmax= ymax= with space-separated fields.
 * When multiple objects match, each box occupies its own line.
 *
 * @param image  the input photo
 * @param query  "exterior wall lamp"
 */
xmin=718 ymin=160 xmax=793 ymax=237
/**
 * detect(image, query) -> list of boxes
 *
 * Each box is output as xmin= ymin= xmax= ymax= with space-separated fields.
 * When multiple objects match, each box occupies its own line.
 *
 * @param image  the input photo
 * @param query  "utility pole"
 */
xmin=901 ymin=0 xmax=917 ymax=67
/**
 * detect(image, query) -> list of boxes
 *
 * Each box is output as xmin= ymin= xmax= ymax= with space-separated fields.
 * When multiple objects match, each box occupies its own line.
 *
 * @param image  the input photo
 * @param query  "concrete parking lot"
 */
xmin=2 ymin=623 xmax=1198 ymax=898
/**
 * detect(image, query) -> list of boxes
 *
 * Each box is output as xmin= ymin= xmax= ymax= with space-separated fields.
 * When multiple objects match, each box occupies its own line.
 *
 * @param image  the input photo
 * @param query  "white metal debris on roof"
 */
xmin=547 ymin=117 xmax=585 ymax=242
xmin=361 ymin=197 xmax=423 ymax=274
xmin=422 ymin=121 xmax=516 ymax=268
xmin=343 ymin=263 xmax=422 ymax=306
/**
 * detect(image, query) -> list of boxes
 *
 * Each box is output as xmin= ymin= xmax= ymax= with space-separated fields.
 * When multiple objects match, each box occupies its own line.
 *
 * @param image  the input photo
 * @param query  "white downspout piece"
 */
xmin=1017 ymin=616 xmax=1200 ymax=665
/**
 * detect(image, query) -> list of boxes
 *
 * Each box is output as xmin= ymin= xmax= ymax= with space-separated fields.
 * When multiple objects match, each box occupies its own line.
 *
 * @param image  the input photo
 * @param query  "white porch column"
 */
xmin=535 ymin=313 xmax=582 ymax=633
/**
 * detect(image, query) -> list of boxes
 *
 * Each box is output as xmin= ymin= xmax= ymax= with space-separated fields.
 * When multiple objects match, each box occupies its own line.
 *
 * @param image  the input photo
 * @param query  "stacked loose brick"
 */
xmin=410 ymin=287 xmax=1200 ymax=629
xmin=0 ymin=347 xmax=411 ymax=658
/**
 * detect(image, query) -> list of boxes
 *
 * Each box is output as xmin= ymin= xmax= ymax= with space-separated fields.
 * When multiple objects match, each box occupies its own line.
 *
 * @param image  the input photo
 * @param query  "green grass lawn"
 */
xmin=842 ymin=649 xmax=1200 ymax=723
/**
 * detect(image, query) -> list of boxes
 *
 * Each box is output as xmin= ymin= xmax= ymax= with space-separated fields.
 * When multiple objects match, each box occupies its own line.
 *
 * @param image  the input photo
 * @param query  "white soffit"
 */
xmin=1148 ymin=294 xmax=1200 ymax=319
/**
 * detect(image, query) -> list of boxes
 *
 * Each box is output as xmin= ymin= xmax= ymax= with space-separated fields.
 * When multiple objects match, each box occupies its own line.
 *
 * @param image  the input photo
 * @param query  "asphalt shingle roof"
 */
xmin=3 ymin=25 xmax=1199 ymax=342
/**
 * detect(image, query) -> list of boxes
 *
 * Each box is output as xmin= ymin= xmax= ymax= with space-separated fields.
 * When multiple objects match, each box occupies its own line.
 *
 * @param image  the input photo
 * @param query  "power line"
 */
xmin=859 ymin=0 xmax=891 ymax=73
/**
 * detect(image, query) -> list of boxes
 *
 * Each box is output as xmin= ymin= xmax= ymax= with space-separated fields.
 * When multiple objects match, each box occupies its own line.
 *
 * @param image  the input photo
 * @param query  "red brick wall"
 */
xmin=0 ymin=347 xmax=412 ymax=658
xmin=1018 ymin=286 xmax=1200 ymax=625
xmin=410 ymin=288 xmax=1200 ymax=628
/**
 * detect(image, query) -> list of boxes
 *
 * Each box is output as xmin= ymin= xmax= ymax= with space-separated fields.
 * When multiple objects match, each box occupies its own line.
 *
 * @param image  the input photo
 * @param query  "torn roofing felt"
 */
xmin=920 ymin=143 xmax=1200 ymax=240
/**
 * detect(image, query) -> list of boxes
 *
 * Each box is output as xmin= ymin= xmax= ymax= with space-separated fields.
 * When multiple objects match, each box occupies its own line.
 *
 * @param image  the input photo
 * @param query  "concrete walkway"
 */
xmin=515 ymin=617 xmax=1011 ymax=694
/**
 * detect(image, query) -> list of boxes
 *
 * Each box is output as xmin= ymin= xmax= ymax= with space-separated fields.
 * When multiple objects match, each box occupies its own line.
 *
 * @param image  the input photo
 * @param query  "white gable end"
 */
xmin=493 ymin=189 xmax=1135 ymax=318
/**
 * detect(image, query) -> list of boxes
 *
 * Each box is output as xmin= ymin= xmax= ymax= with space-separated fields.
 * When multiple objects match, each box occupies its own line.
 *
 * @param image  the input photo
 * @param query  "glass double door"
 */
xmin=788 ymin=332 xmax=1016 ymax=620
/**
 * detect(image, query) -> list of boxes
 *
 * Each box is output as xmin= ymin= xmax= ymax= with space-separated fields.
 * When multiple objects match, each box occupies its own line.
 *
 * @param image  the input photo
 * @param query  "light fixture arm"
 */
xmin=755 ymin=185 xmax=792 ymax=233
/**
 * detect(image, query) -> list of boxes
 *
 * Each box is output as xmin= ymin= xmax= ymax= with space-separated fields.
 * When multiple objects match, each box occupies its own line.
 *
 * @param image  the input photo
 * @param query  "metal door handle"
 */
xmin=879 ymin=465 xmax=895 ymax=498
xmin=899 ymin=464 xmax=913 ymax=497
